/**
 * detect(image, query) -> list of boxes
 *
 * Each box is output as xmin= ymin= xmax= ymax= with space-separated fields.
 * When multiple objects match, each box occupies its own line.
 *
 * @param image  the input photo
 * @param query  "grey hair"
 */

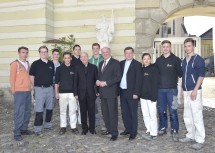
xmin=80 ymin=52 xmax=89 ymax=57
xmin=101 ymin=47 xmax=111 ymax=52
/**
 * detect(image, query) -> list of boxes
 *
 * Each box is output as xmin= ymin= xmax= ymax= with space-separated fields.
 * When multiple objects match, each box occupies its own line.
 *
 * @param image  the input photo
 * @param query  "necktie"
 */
xmin=102 ymin=60 xmax=106 ymax=74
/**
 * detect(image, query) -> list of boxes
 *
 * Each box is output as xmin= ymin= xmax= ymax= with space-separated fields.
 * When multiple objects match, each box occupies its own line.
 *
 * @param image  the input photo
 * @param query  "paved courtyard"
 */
xmin=0 ymin=95 xmax=215 ymax=153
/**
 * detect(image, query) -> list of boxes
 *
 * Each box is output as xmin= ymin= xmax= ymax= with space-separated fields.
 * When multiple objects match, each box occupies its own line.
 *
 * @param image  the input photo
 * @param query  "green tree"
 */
xmin=44 ymin=34 xmax=75 ymax=61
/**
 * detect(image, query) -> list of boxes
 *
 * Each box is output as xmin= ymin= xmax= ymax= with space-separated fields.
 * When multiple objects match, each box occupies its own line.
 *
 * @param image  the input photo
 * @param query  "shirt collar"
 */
xmin=104 ymin=57 xmax=111 ymax=63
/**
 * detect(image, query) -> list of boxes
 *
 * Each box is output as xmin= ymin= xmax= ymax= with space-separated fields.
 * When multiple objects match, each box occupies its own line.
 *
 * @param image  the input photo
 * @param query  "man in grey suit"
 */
xmin=96 ymin=47 xmax=121 ymax=141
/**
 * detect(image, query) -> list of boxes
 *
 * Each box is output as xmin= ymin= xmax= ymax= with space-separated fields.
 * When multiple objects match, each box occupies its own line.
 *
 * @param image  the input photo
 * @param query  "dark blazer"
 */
xmin=98 ymin=57 xmax=121 ymax=99
xmin=74 ymin=63 xmax=98 ymax=100
xmin=120 ymin=59 xmax=142 ymax=99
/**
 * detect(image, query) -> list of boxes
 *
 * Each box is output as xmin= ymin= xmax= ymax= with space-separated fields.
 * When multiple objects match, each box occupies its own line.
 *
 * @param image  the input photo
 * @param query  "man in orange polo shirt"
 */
xmin=10 ymin=46 xmax=33 ymax=141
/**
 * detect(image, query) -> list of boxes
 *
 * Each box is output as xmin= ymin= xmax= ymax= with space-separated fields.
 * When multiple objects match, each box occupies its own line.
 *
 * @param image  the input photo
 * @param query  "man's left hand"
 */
xmin=100 ymin=81 xmax=107 ymax=87
xmin=133 ymin=95 xmax=138 ymax=99
xmin=191 ymin=90 xmax=197 ymax=101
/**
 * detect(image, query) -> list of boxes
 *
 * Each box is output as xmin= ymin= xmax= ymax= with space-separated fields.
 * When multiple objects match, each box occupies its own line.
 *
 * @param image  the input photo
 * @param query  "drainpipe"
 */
xmin=213 ymin=27 xmax=215 ymax=74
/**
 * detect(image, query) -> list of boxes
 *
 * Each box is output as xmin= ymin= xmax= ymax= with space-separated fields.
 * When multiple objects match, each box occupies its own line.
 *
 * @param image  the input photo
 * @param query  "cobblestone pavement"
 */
xmin=0 ymin=96 xmax=215 ymax=153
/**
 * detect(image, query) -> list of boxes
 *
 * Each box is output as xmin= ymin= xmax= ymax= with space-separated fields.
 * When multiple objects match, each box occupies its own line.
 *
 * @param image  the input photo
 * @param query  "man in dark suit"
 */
xmin=119 ymin=47 xmax=142 ymax=140
xmin=96 ymin=47 xmax=121 ymax=141
xmin=74 ymin=52 xmax=98 ymax=135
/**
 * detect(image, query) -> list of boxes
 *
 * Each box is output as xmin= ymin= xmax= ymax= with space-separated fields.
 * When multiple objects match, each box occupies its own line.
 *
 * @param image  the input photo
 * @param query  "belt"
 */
xmin=35 ymin=85 xmax=53 ymax=88
xmin=121 ymin=88 xmax=127 ymax=91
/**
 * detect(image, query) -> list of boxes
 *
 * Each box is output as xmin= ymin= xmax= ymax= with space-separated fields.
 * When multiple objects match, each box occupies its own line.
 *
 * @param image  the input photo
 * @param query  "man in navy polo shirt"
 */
xmin=30 ymin=45 xmax=54 ymax=136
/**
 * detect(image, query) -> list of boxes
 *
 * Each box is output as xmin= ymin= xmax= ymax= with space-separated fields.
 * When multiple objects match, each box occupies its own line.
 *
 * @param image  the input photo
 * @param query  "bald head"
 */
xmin=80 ymin=52 xmax=89 ymax=66
xmin=101 ymin=47 xmax=111 ymax=60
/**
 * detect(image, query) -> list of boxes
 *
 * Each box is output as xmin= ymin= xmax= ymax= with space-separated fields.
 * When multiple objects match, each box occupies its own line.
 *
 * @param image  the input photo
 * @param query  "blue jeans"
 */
xmin=14 ymin=91 xmax=32 ymax=136
xmin=157 ymin=88 xmax=179 ymax=133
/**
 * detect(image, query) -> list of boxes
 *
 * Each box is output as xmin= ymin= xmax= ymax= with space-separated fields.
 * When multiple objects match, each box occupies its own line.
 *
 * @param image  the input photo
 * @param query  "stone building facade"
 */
xmin=1 ymin=0 xmax=215 ymax=88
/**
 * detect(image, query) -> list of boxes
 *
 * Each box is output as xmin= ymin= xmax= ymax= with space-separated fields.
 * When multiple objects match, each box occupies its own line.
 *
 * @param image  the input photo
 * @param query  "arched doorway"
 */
xmin=135 ymin=0 xmax=215 ymax=58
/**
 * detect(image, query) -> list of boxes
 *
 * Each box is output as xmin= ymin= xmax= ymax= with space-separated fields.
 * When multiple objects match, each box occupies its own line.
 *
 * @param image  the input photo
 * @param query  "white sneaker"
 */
xmin=191 ymin=143 xmax=204 ymax=150
xmin=179 ymin=137 xmax=194 ymax=143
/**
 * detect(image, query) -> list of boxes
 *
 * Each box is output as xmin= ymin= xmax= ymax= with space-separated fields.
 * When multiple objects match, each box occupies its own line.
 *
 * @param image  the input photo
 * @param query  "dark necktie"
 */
xmin=101 ymin=60 xmax=106 ymax=74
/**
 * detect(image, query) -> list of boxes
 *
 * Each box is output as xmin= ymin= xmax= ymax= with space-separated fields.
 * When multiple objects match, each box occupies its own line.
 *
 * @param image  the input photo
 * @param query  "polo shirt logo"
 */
xmin=144 ymin=73 xmax=149 ymax=76
xmin=70 ymin=71 xmax=74 ymax=75
xmin=49 ymin=66 xmax=53 ymax=69
xmin=167 ymin=64 xmax=172 ymax=67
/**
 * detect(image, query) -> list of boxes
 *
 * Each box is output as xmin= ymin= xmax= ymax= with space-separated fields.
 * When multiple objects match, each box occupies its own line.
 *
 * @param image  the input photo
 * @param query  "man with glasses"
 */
xmin=30 ymin=46 xmax=55 ymax=136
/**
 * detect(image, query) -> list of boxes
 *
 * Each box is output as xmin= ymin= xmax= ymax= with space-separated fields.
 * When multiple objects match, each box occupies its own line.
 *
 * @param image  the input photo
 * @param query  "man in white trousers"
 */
xmin=179 ymin=38 xmax=205 ymax=150
xmin=55 ymin=52 xmax=79 ymax=135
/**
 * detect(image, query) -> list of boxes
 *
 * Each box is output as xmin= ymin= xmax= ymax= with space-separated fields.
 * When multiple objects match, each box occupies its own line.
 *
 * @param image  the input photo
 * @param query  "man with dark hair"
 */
xmin=156 ymin=40 xmax=182 ymax=141
xmin=30 ymin=45 xmax=55 ymax=136
xmin=119 ymin=46 xmax=142 ymax=140
xmin=179 ymin=38 xmax=205 ymax=150
xmin=96 ymin=47 xmax=121 ymax=141
xmin=55 ymin=52 xmax=79 ymax=135
xmin=75 ymin=52 xmax=98 ymax=135
xmin=71 ymin=44 xmax=82 ymax=66
xmin=88 ymin=43 xmax=105 ymax=131
xmin=10 ymin=46 xmax=33 ymax=141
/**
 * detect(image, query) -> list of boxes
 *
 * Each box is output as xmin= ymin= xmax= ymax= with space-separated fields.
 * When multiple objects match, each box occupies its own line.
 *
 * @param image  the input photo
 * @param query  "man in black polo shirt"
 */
xmin=30 ymin=45 xmax=54 ymax=136
xmin=55 ymin=52 xmax=79 ymax=135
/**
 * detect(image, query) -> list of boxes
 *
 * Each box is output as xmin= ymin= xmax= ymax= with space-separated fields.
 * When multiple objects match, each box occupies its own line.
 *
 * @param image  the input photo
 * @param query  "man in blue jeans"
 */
xmin=156 ymin=40 xmax=182 ymax=141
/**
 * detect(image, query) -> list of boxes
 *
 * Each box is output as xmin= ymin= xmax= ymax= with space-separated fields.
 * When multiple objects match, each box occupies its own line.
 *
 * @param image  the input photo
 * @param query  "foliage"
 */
xmin=45 ymin=34 xmax=75 ymax=62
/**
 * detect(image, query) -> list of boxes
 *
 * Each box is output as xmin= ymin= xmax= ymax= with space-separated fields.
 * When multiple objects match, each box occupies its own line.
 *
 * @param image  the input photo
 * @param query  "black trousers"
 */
xmin=79 ymin=92 xmax=95 ymax=132
xmin=120 ymin=89 xmax=138 ymax=135
xmin=101 ymin=98 xmax=118 ymax=136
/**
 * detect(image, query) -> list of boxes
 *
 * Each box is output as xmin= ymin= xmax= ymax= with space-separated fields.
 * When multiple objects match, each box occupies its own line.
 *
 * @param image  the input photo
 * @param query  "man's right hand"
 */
xmin=55 ymin=93 xmax=59 ymax=100
xmin=96 ymin=80 xmax=100 ymax=86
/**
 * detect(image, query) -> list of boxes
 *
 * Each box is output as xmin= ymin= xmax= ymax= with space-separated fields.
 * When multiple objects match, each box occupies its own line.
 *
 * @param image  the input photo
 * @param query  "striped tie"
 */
xmin=101 ymin=60 xmax=106 ymax=74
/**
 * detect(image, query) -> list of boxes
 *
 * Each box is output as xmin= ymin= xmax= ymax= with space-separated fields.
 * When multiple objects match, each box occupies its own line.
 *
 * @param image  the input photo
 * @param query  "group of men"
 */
xmin=10 ymin=38 xmax=206 ymax=150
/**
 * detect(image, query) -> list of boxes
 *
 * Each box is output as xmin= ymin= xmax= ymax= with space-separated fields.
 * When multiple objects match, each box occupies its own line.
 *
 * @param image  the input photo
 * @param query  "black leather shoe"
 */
xmin=81 ymin=130 xmax=88 ymax=135
xmin=129 ymin=134 xmax=137 ymax=140
xmin=59 ymin=128 xmax=66 ymax=135
xmin=21 ymin=130 xmax=34 ymax=135
xmin=89 ymin=130 xmax=96 ymax=134
xmin=120 ymin=131 xmax=130 ymax=136
xmin=14 ymin=135 xmax=23 ymax=141
xmin=110 ymin=136 xmax=117 ymax=141
xmin=101 ymin=131 xmax=110 ymax=135
xmin=71 ymin=128 xmax=79 ymax=134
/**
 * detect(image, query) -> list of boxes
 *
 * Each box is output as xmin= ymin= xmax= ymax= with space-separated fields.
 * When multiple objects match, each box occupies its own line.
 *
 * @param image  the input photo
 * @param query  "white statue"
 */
xmin=96 ymin=10 xmax=114 ymax=49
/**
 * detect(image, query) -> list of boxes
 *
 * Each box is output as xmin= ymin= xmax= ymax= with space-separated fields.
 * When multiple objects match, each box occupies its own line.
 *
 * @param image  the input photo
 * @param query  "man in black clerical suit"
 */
xmin=74 ymin=52 xmax=98 ymax=135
